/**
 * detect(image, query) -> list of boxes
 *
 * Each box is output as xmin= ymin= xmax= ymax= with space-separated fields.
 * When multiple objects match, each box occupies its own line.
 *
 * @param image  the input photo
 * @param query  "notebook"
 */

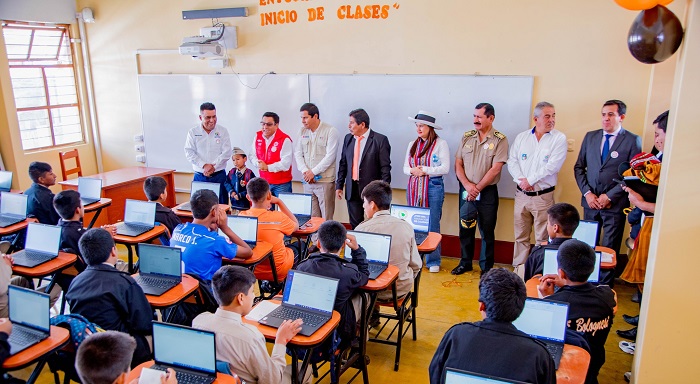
xmin=116 ymin=199 xmax=156 ymax=237
xmin=7 ymin=286 xmax=50 ymax=355
xmin=0 ymin=192 xmax=28 ymax=228
xmin=277 ymin=192 xmax=313 ymax=227
xmin=0 ymin=171 xmax=12 ymax=192
xmin=151 ymin=322 xmax=217 ymax=384
xmin=572 ymin=220 xmax=599 ymax=248
xmin=511 ymin=298 xmax=569 ymax=369
xmin=178 ymin=181 xmax=221 ymax=211
xmin=345 ymin=230 xmax=392 ymax=279
xmin=219 ymin=215 xmax=258 ymax=248
xmin=77 ymin=177 xmax=103 ymax=206
xmin=11 ymin=223 xmax=62 ymax=268
xmin=390 ymin=204 xmax=431 ymax=245
xmin=259 ymin=270 xmax=339 ymax=336
xmin=543 ymin=248 xmax=602 ymax=283
xmin=442 ymin=368 xmax=528 ymax=384
xmin=134 ymin=243 xmax=182 ymax=296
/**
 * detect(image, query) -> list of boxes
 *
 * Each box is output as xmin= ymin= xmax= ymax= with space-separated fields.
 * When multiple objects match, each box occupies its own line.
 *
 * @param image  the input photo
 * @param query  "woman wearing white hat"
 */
xmin=403 ymin=111 xmax=451 ymax=272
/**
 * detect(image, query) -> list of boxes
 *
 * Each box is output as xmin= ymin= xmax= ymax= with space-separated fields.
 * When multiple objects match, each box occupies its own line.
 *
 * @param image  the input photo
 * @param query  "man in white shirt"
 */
xmin=294 ymin=103 xmax=339 ymax=220
xmin=249 ymin=112 xmax=294 ymax=197
xmin=184 ymin=102 xmax=232 ymax=204
xmin=507 ymin=102 xmax=567 ymax=277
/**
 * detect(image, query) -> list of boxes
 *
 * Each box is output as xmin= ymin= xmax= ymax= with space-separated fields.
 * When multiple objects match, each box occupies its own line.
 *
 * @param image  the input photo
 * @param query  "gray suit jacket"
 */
xmin=574 ymin=128 xmax=642 ymax=213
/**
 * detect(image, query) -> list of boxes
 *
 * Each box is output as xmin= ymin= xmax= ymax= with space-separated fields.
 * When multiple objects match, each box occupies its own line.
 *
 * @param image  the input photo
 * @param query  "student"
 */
xmin=75 ymin=331 xmax=177 ymax=384
xmin=25 ymin=161 xmax=60 ymax=225
xmin=429 ymin=268 xmax=555 ymax=384
xmin=538 ymin=240 xmax=616 ymax=384
xmin=296 ymin=220 xmax=369 ymax=347
xmin=0 ymin=317 xmax=10 ymax=366
xmin=356 ymin=180 xmax=421 ymax=302
xmin=192 ymin=266 xmax=306 ymax=384
xmin=143 ymin=176 xmax=181 ymax=235
xmin=523 ymin=202 xmax=580 ymax=281
xmin=224 ymin=147 xmax=256 ymax=211
xmin=169 ymin=190 xmax=252 ymax=283
xmin=66 ymin=228 xmax=154 ymax=367
xmin=239 ymin=177 xmax=297 ymax=289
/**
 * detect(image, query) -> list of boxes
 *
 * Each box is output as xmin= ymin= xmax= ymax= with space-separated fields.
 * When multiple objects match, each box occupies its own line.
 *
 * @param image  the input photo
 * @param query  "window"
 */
xmin=2 ymin=22 xmax=84 ymax=150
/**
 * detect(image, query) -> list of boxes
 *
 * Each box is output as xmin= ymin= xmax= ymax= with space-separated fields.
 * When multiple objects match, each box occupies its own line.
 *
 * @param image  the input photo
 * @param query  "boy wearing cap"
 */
xmin=225 ymin=147 xmax=256 ymax=211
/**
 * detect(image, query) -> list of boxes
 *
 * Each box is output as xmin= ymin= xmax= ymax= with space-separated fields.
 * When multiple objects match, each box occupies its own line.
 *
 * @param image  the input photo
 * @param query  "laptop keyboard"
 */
xmin=368 ymin=264 xmax=386 ymax=276
xmin=0 ymin=216 xmax=23 ymax=227
xmin=296 ymin=215 xmax=311 ymax=227
xmin=151 ymin=365 xmax=213 ymax=384
xmin=270 ymin=307 xmax=326 ymax=327
xmin=178 ymin=202 xmax=192 ymax=211
xmin=117 ymin=223 xmax=152 ymax=236
xmin=545 ymin=343 xmax=561 ymax=360
xmin=135 ymin=276 xmax=177 ymax=289
xmin=9 ymin=326 xmax=45 ymax=345
xmin=415 ymin=232 xmax=428 ymax=245
xmin=18 ymin=250 xmax=53 ymax=262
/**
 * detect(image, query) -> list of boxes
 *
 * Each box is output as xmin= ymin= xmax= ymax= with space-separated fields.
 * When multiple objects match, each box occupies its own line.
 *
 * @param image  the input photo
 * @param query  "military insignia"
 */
xmin=493 ymin=131 xmax=506 ymax=140
xmin=488 ymin=143 xmax=494 ymax=150
xmin=463 ymin=130 xmax=477 ymax=138
xmin=521 ymin=154 xmax=527 ymax=160
xmin=483 ymin=144 xmax=489 ymax=150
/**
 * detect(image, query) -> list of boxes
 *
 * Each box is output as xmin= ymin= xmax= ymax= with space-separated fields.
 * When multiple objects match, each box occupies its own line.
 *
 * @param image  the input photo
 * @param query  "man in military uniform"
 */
xmin=452 ymin=103 xmax=509 ymax=276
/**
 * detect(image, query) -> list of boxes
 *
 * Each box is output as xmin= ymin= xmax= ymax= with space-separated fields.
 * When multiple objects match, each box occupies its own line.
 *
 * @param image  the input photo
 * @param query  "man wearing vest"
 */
xmin=293 ymin=103 xmax=339 ymax=220
xmin=249 ymin=111 xmax=294 ymax=197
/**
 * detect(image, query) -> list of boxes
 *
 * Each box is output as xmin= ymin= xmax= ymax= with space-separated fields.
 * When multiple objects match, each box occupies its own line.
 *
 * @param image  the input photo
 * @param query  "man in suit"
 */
xmin=574 ymin=99 xmax=642 ymax=256
xmin=336 ymin=108 xmax=391 ymax=228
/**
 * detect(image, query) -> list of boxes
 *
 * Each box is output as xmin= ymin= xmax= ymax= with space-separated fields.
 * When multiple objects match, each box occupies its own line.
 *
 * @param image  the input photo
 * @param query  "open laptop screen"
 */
xmin=390 ymin=204 xmax=430 ymax=233
xmin=9 ymin=286 xmax=50 ymax=332
xmin=278 ymin=193 xmax=312 ymax=216
xmin=0 ymin=171 xmax=12 ymax=192
xmin=152 ymin=322 xmax=216 ymax=374
xmin=512 ymin=298 xmax=568 ymax=343
xmin=219 ymin=215 xmax=258 ymax=242
xmin=282 ymin=270 xmax=338 ymax=314
xmin=138 ymin=244 xmax=181 ymax=278
xmin=573 ymin=220 xmax=598 ymax=248
xmin=78 ymin=177 xmax=102 ymax=199
xmin=124 ymin=200 xmax=156 ymax=226
xmin=191 ymin=181 xmax=220 ymax=199
xmin=543 ymin=248 xmax=602 ymax=282
xmin=443 ymin=368 xmax=528 ymax=384
xmin=345 ymin=231 xmax=391 ymax=264
xmin=1 ymin=192 xmax=27 ymax=217
xmin=25 ymin=223 xmax=61 ymax=255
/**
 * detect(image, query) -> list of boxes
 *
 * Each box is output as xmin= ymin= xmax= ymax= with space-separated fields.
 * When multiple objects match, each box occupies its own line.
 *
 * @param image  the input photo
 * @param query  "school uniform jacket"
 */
xmin=429 ymin=319 xmax=556 ymax=384
xmin=25 ymin=183 xmax=60 ymax=225
xmin=66 ymin=264 xmax=153 ymax=366
xmin=155 ymin=203 xmax=182 ymax=235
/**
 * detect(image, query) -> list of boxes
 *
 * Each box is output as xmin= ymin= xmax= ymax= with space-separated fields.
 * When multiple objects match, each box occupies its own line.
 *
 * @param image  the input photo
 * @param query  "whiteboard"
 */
xmin=139 ymin=74 xmax=310 ymax=176
xmin=310 ymin=74 xmax=533 ymax=197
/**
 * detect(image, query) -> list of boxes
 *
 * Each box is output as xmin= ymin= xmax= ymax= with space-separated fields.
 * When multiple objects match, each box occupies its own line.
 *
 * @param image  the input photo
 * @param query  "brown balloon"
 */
xmin=628 ymin=5 xmax=684 ymax=64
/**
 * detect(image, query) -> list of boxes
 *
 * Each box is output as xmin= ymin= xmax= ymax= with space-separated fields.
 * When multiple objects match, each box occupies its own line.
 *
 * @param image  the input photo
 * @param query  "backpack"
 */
xmin=50 ymin=313 xmax=104 ymax=349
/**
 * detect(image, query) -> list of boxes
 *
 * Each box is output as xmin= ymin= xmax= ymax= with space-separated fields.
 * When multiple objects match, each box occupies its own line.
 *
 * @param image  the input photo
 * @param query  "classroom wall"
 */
xmin=74 ymin=0 xmax=663 ymax=241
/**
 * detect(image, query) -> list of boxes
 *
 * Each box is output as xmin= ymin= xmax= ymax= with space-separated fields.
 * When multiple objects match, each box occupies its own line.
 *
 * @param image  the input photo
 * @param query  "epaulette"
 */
xmin=463 ymin=130 xmax=477 ymax=138
xmin=493 ymin=130 xmax=506 ymax=140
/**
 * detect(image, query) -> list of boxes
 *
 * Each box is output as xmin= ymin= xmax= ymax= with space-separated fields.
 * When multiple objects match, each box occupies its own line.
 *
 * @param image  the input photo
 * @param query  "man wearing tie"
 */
xmin=336 ymin=108 xmax=391 ymax=228
xmin=574 ymin=99 xmax=641 ymax=256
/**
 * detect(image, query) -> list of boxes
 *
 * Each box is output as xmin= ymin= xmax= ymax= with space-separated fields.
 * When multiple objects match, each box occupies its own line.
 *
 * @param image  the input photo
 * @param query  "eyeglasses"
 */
xmin=260 ymin=122 xmax=274 ymax=127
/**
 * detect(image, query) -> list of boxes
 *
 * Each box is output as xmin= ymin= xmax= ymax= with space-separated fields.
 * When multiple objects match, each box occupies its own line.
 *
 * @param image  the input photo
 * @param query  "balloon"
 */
xmin=628 ymin=5 xmax=684 ymax=64
xmin=615 ymin=0 xmax=674 ymax=11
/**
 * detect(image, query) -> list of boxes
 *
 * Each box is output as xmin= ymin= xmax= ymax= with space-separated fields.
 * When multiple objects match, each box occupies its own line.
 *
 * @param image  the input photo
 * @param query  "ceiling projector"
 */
xmin=179 ymin=36 xmax=224 ymax=58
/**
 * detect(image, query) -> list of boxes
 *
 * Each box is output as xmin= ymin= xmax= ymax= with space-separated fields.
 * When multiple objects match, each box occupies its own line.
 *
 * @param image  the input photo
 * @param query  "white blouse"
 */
xmin=403 ymin=137 xmax=451 ymax=177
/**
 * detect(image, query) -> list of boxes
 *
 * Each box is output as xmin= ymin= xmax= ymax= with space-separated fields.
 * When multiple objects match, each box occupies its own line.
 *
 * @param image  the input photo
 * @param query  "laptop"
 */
xmin=543 ymin=248 xmax=602 ymax=283
xmin=573 ymin=220 xmax=599 ymax=248
xmin=134 ymin=243 xmax=182 ymax=296
xmin=511 ymin=298 xmax=569 ymax=369
xmin=7 ymin=286 xmax=51 ymax=355
xmin=219 ymin=215 xmax=258 ymax=248
xmin=442 ymin=368 xmax=528 ymax=384
xmin=390 ymin=204 xmax=431 ymax=245
xmin=259 ymin=270 xmax=339 ymax=336
xmin=178 ymin=181 xmax=221 ymax=211
xmin=77 ymin=177 xmax=102 ymax=206
xmin=116 ymin=199 xmax=156 ymax=237
xmin=11 ymin=223 xmax=62 ymax=268
xmin=151 ymin=322 xmax=217 ymax=384
xmin=345 ymin=230 xmax=392 ymax=279
xmin=0 ymin=192 xmax=28 ymax=228
xmin=277 ymin=192 xmax=313 ymax=227
xmin=0 ymin=171 xmax=12 ymax=192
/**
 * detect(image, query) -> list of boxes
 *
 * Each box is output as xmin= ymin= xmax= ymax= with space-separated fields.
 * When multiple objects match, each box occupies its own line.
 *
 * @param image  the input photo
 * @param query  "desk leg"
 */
xmin=126 ymin=244 xmax=135 ymax=274
xmin=290 ymin=347 xmax=313 ymax=384
xmin=26 ymin=357 xmax=48 ymax=384
xmin=87 ymin=207 xmax=103 ymax=229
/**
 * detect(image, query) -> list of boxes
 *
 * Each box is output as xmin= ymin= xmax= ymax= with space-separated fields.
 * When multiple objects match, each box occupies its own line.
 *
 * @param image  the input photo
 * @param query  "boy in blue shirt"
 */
xmin=170 ymin=189 xmax=252 ymax=282
xmin=25 ymin=161 xmax=60 ymax=225
xmin=224 ymin=147 xmax=255 ymax=211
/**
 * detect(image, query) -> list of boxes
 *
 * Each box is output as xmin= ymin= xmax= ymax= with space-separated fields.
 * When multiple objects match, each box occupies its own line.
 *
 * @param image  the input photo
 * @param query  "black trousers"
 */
xmin=347 ymin=181 xmax=364 ymax=229
xmin=459 ymin=184 xmax=499 ymax=272
xmin=583 ymin=208 xmax=626 ymax=256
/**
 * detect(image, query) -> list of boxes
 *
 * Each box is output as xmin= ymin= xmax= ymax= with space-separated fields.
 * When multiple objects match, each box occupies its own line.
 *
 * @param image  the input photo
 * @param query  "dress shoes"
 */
xmin=451 ymin=264 xmax=473 ymax=275
xmin=623 ymin=314 xmax=639 ymax=326
xmin=617 ymin=327 xmax=638 ymax=341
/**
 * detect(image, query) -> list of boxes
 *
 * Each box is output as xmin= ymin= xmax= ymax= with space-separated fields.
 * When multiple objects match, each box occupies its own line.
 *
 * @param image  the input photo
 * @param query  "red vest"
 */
xmin=255 ymin=129 xmax=293 ymax=184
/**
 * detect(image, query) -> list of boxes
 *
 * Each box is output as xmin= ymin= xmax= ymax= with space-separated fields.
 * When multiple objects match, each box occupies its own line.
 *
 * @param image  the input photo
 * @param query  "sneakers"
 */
xmin=624 ymin=371 xmax=632 ymax=382
xmin=429 ymin=265 xmax=440 ymax=273
xmin=619 ymin=340 xmax=635 ymax=355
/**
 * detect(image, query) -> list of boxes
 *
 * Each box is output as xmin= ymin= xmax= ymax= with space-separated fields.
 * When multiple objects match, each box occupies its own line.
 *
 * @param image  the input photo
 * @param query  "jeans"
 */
xmin=193 ymin=171 xmax=228 ymax=205
xmin=424 ymin=177 xmax=445 ymax=267
xmin=269 ymin=181 xmax=293 ymax=210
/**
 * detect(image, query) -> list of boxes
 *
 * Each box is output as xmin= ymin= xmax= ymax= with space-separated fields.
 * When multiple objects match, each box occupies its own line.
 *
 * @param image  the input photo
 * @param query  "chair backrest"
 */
xmin=59 ymin=149 xmax=82 ymax=180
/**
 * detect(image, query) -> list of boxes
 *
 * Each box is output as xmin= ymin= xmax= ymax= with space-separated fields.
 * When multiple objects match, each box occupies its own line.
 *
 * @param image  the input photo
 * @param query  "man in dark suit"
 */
xmin=336 ymin=108 xmax=391 ymax=228
xmin=574 ymin=99 xmax=642 ymax=256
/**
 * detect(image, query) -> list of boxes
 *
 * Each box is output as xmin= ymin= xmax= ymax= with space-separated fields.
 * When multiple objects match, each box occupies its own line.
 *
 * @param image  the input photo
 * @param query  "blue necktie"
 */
xmin=601 ymin=134 xmax=612 ymax=163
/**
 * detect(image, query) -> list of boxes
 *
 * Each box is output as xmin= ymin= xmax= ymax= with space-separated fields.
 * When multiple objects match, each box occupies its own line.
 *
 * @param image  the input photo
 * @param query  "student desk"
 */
xmin=11 ymin=252 xmax=77 ymax=292
xmin=525 ymin=275 xmax=542 ymax=298
xmin=172 ymin=204 xmax=231 ymax=222
xmin=538 ymin=242 xmax=617 ymax=270
xmin=0 ymin=218 xmax=37 ymax=253
xmin=221 ymin=241 xmax=276 ymax=300
xmin=243 ymin=301 xmax=341 ymax=384
xmin=82 ymin=198 xmax=112 ymax=228
xmin=59 ymin=167 xmax=176 ymax=228
xmin=2 ymin=326 xmax=70 ymax=384
xmin=112 ymin=224 xmax=167 ymax=273
xmin=127 ymin=361 xmax=242 ymax=384
xmin=417 ymin=232 xmax=442 ymax=264
xmin=291 ymin=217 xmax=324 ymax=261
xmin=557 ymin=345 xmax=591 ymax=384
xmin=135 ymin=273 xmax=200 ymax=322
